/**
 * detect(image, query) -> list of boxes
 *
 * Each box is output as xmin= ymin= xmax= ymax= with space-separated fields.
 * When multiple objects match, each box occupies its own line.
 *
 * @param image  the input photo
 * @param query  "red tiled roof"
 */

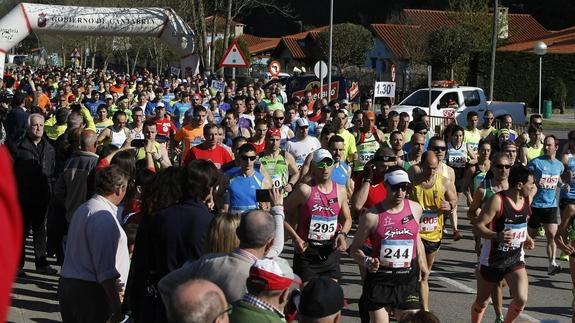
xmin=371 ymin=24 xmax=422 ymax=59
xmin=403 ymin=9 xmax=550 ymax=44
xmin=282 ymin=37 xmax=306 ymax=58
xmin=498 ymin=26 xmax=575 ymax=53
xmin=238 ymin=33 xmax=280 ymax=55
xmin=273 ymin=26 xmax=330 ymax=59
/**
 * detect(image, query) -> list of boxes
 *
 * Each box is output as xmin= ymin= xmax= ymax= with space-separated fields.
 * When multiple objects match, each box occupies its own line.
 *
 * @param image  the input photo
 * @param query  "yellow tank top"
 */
xmin=412 ymin=173 xmax=445 ymax=242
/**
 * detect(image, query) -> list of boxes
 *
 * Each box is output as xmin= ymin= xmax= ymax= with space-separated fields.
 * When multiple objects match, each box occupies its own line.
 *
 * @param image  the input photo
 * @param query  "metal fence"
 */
xmin=427 ymin=115 xmax=527 ymax=138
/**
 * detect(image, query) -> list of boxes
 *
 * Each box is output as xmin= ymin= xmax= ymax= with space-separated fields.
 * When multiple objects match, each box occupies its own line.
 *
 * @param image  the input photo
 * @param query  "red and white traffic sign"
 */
xmin=219 ymin=39 xmax=249 ymax=68
xmin=268 ymin=60 xmax=281 ymax=77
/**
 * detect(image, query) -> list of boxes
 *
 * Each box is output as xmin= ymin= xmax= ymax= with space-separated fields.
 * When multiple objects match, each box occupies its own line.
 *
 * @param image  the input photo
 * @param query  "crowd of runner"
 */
xmin=1 ymin=65 xmax=575 ymax=323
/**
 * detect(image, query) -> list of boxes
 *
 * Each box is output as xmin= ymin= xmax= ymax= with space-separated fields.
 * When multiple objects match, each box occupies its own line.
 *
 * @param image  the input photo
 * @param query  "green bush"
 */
xmin=475 ymin=52 xmax=575 ymax=110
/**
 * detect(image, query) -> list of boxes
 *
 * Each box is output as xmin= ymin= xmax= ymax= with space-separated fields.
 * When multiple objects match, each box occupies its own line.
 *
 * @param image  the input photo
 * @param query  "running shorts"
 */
xmin=528 ymin=207 xmax=558 ymax=228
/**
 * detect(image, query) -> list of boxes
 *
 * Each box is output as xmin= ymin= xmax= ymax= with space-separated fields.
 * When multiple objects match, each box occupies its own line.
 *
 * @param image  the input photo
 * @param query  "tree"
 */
xmin=316 ymin=23 xmax=374 ymax=73
xmin=428 ymin=26 xmax=473 ymax=80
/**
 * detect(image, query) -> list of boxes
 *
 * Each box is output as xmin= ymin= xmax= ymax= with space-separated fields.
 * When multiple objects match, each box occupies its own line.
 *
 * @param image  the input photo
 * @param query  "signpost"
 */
xmin=268 ymin=60 xmax=281 ymax=79
xmin=390 ymin=64 xmax=396 ymax=104
xmin=314 ymin=60 xmax=328 ymax=99
xmin=219 ymin=39 xmax=249 ymax=80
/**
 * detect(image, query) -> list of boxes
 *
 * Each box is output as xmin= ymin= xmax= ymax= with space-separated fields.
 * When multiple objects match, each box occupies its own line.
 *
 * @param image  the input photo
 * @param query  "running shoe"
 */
xmin=494 ymin=315 xmax=505 ymax=323
xmin=560 ymin=251 xmax=570 ymax=261
xmin=548 ymin=264 xmax=562 ymax=275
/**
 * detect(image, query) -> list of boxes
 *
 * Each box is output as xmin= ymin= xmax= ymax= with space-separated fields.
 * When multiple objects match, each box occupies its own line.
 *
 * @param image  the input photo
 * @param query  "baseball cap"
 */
xmin=340 ymin=99 xmax=349 ymax=106
xmin=312 ymin=149 xmax=333 ymax=164
xmin=193 ymin=93 xmax=202 ymax=100
xmin=156 ymin=101 xmax=165 ymax=108
xmin=68 ymin=95 xmax=76 ymax=103
xmin=296 ymin=118 xmax=309 ymax=128
xmin=266 ymin=128 xmax=281 ymax=138
xmin=299 ymin=276 xmax=344 ymax=319
xmin=384 ymin=169 xmax=411 ymax=185
xmin=248 ymin=258 xmax=299 ymax=291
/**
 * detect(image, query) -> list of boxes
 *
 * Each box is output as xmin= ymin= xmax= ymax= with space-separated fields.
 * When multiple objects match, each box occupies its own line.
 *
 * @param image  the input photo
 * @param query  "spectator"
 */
xmin=206 ymin=214 xmax=241 ymax=254
xmin=5 ymin=91 xmax=29 ymax=153
xmin=159 ymin=194 xmax=286 ymax=309
xmin=170 ymin=279 xmax=231 ymax=323
xmin=299 ymin=276 xmax=345 ymax=323
xmin=229 ymin=258 xmax=299 ymax=323
xmin=13 ymin=113 xmax=56 ymax=276
xmin=59 ymin=165 xmax=130 ymax=323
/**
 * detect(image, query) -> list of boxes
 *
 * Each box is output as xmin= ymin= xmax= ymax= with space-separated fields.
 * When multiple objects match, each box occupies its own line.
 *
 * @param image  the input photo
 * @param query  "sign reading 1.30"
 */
xmin=374 ymin=81 xmax=396 ymax=98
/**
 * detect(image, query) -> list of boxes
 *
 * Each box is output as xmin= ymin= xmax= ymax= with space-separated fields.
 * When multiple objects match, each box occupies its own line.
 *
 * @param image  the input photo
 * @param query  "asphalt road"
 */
xmin=7 ymin=129 xmax=571 ymax=323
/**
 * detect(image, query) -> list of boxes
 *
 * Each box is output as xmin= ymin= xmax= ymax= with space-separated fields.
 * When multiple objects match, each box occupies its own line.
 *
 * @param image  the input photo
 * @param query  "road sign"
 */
xmin=314 ymin=61 xmax=328 ymax=79
xmin=268 ymin=60 xmax=281 ymax=77
xmin=219 ymin=39 xmax=249 ymax=68
xmin=374 ymin=81 xmax=396 ymax=98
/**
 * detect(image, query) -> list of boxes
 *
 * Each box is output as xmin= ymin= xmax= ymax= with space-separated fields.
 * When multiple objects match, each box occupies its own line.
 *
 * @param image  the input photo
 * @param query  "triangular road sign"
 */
xmin=219 ymin=39 xmax=249 ymax=68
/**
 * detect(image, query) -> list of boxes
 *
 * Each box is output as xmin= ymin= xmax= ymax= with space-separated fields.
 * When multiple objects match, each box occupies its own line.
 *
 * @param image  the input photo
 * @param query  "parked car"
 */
xmin=391 ymin=84 xmax=527 ymax=125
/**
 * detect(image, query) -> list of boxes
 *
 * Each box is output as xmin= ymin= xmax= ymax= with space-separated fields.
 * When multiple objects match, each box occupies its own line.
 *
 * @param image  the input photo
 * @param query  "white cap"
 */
xmin=296 ymin=118 xmax=309 ymax=128
xmin=156 ymin=101 xmax=165 ymax=108
xmin=105 ymin=94 xmax=113 ymax=100
xmin=312 ymin=149 xmax=333 ymax=163
xmin=384 ymin=169 xmax=411 ymax=185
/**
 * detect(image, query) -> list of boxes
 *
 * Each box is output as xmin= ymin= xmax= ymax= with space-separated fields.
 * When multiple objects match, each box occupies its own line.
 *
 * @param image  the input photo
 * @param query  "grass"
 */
xmin=541 ymin=119 xmax=575 ymax=130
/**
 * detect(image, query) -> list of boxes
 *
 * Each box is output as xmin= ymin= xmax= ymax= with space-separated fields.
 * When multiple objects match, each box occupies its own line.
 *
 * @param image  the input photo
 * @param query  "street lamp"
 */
xmin=534 ymin=41 xmax=547 ymax=115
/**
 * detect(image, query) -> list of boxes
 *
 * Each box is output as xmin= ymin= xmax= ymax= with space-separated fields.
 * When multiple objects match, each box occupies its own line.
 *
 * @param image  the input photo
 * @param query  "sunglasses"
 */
xmin=274 ymin=117 xmax=284 ymax=120
xmin=495 ymin=164 xmax=511 ymax=169
xmin=533 ymin=122 xmax=542 ymax=126
xmin=391 ymin=183 xmax=410 ymax=191
xmin=431 ymin=146 xmax=447 ymax=152
xmin=240 ymin=155 xmax=257 ymax=161
xmin=485 ymin=117 xmax=494 ymax=120
xmin=315 ymin=159 xmax=334 ymax=169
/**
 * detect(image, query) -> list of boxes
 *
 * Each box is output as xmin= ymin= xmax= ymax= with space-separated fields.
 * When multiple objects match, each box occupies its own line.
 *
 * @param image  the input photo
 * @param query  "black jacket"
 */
xmin=13 ymin=135 xmax=56 ymax=206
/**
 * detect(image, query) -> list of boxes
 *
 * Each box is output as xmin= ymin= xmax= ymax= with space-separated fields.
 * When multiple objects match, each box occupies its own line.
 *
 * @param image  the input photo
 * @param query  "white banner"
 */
xmin=0 ymin=3 xmax=199 ymax=74
xmin=374 ymin=81 xmax=396 ymax=98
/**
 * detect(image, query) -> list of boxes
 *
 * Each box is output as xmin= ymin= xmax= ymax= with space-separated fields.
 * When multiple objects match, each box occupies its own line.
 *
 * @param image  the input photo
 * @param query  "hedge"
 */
xmin=474 ymin=51 xmax=575 ymax=110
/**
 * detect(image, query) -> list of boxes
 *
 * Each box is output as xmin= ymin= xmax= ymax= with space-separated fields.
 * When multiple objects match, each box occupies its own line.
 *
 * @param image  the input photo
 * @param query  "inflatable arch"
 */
xmin=0 ymin=3 xmax=199 ymax=75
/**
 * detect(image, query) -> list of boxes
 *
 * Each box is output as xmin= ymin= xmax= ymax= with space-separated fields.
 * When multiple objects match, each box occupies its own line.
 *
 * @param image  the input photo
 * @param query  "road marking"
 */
xmin=433 ymin=272 xmax=540 ymax=323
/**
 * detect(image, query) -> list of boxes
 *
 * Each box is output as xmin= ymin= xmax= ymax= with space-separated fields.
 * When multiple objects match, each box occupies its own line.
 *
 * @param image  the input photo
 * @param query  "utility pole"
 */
xmin=488 ymin=0 xmax=498 ymax=101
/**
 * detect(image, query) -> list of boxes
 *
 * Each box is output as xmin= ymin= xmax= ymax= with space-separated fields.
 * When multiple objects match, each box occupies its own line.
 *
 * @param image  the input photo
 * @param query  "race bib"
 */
xmin=380 ymin=239 xmax=414 ymax=268
xmin=540 ymin=174 xmax=559 ymax=190
xmin=189 ymin=137 xmax=203 ymax=148
xmin=358 ymin=151 xmax=374 ymax=164
xmin=308 ymin=215 xmax=337 ymax=241
xmin=505 ymin=223 xmax=527 ymax=248
xmin=468 ymin=142 xmax=479 ymax=153
xmin=448 ymin=153 xmax=466 ymax=168
xmin=420 ymin=210 xmax=439 ymax=233
xmin=271 ymin=174 xmax=283 ymax=188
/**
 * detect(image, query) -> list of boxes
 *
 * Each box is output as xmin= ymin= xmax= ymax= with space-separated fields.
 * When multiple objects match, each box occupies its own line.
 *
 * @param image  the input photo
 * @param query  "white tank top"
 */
xmin=110 ymin=126 xmax=128 ymax=148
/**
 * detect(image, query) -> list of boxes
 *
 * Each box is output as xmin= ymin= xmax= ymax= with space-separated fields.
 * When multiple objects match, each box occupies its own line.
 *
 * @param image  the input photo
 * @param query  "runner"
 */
xmin=519 ymin=125 xmax=543 ymax=166
xmin=258 ymin=128 xmax=299 ymax=193
xmin=446 ymin=126 xmax=477 ymax=200
xmin=350 ymin=167 xmax=428 ymax=323
xmin=285 ymin=149 xmax=352 ymax=283
xmin=285 ymin=118 xmax=321 ymax=169
xmin=467 ymin=152 xmax=511 ymax=322
xmin=224 ymin=143 xmax=271 ymax=215
xmin=528 ymin=135 xmax=564 ymax=275
xmin=328 ymin=135 xmax=354 ymax=197
xmin=173 ymin=105 xmax=207 ymax=161
xmin=223 ymin=110 xmax=251 ymax=146
xmin=97 ymin=110 xmax=131 ymax=148
xmin=184 ymin=123 xmax=233 ymax=169
xmin=556 ymin=130 xmax=575 ymax=322
xmin=471 ymin=165 xmax=536 ymax=323
xmin=403 ymin=133 xmax=426 ymax=170
xmin=249 ymin=119 xmax=268 ymax=154
xmin=333 ymin=109 xmax=357 ymax=163
xmin=480 ymin=111 xmax=496 ymax=140
xmin=129 ymin=107 xmax=145 ymax=140
xmin=271 ymin=109 xmax=294 ymax=149
xmin=353 ymin=111 xmax=384 ymax=176
xmin=94 ymin=104 xmax=113 ymax=135
xmin=471 ymin=141 xmax=492 ymax=193
xmin=410 ymin=151 xmax=458 ymax=311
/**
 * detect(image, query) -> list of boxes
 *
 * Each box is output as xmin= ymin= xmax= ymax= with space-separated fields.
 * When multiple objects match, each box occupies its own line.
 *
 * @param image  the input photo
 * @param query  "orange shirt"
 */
xmin=37 ymin=93 xmax=51 ymax=111
xmin=174 ymin=123 xmax=204 ymax=160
